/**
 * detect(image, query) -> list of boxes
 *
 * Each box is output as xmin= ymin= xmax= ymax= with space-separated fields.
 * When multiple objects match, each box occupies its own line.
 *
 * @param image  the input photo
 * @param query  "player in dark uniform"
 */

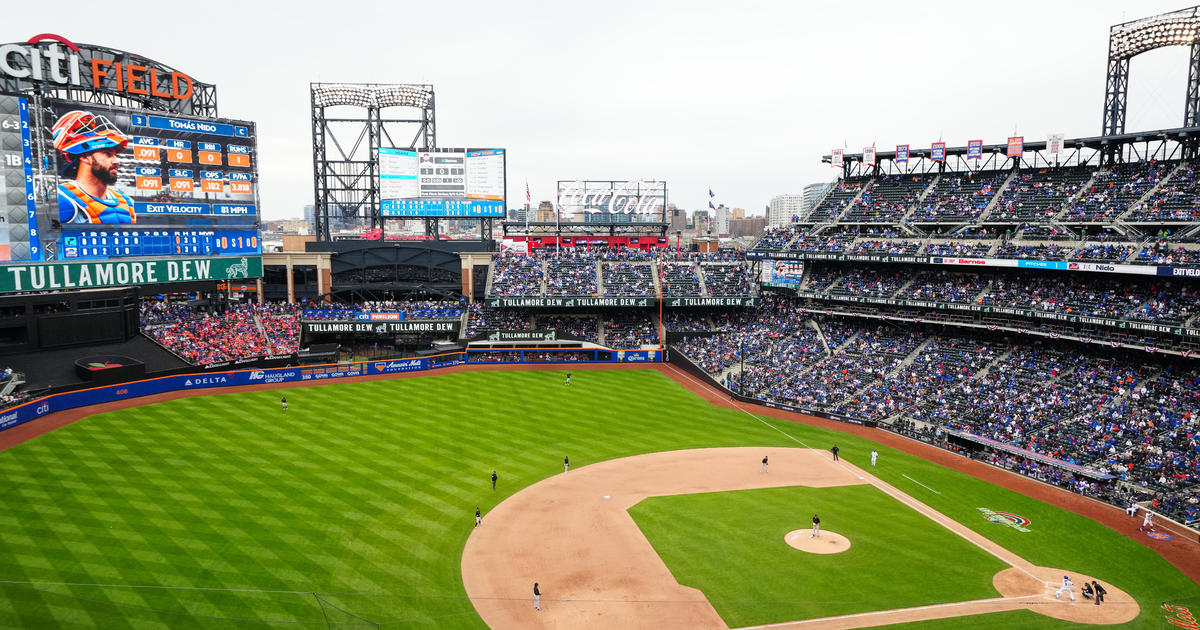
xmin=831 ymin=445 xmax=839 ymax=461
xmin=281 ymin=396 xmax=288 ymax=411
xmin=491 ymin=470 xmax=498 ymax=490
xmin=810 ymin=514 xmax=821 ymax=538
xmin=565 ymin=372 xmax=571 ymax=386
xmin=475 ymin=507 xmax=482 ymax=528
xmin=563 ymin=455 xmax=570 ymax=473
xmin=533 ymin=582 xmax=541 ymax=610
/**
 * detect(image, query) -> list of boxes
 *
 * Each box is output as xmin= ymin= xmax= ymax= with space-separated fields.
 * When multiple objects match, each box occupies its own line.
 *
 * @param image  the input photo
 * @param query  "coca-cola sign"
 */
xmin=556 ymin=180 xmax=666 ymax=219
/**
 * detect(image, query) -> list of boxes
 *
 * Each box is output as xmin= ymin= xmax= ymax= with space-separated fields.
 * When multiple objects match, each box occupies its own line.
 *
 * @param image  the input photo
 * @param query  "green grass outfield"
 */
xmin=0 ymin=368 xmax=1191 ymax=628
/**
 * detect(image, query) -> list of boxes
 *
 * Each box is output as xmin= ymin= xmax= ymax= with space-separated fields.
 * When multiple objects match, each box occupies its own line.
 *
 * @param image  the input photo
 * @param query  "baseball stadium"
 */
xmin=2 ymin=6 xmax=1200 ymax=630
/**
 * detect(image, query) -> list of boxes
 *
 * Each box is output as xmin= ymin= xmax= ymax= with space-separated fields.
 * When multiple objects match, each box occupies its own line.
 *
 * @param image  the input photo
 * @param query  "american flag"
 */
xmin=709 ymin=188 xmax=715 ymax=198
xmin=525 ymin=181 xmax=531 ymax=203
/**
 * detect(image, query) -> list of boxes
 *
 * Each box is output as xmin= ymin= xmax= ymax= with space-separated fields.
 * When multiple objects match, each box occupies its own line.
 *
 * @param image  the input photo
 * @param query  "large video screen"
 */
xmin=0 ymin=94 xmax=260 ymax=263
xmin=378 ymin=148 xmax=505 ymax=217
xmin=762 ymin=259 xmax=804 ymax=288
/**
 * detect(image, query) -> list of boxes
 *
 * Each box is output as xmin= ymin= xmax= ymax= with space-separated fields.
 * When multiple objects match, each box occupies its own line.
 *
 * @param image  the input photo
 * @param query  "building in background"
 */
xmin=767 ymin=194 xmax=804 ymax=227
xmin=536 ymin=201 xmax=556 ymax=223
xmin=692 ymin=209 xmax=712 ymax=234
xmin=729 ymin=215 xmax=766 ymax=237
xmin=667 ymin=203 xmax=688 ymax=232
xmin=802 ymin=182 xmax=835 ymax=217
xmin=714 ymin=204 xmax=731 ymax=236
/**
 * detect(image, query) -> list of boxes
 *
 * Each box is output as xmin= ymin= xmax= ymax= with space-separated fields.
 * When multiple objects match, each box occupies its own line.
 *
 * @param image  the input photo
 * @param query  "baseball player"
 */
xmin=475 ymin=507 xmax=482 ymax=528
xmin=1140 ymin=510 xmax=1155 ymax=531
xmin=281 ymin=396 xmax=288 ymax=411
xmin=565 ymin=372 xmax=571 ymax=386
xmin=1126 ymin=501 xmax=1138 ymax=517
xmin=1055 ymin=575 xmax=1075 ymax=601
xmin=564 ymin=456 xmax=569 ymax=473
xmin=760 ymin=455 xmax=769 ymax=473
xmin=533 ymin=582 xmax=541 ymax=611
xmin=831 ymin=445 xmax=839 ymax=461
xmin=870 ymin=449 xmax=878 ymax=466
xmin=810 ymin=514 xmax=820 ymax=538
xmin=491 ymin=470 xmax=498 ymax=491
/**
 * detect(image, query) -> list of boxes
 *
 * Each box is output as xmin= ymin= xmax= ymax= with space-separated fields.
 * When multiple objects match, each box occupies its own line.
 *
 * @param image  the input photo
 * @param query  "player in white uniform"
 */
xmin=1141 ymin=511 xmax=1155 ymax=531
xmin=1126 ymin=501 xmax=1138 ymax=517
xmin=1055 ymin=575 xmax=1075 ymax=601
xmin=870 ymin=449 xmax=878 ymax=466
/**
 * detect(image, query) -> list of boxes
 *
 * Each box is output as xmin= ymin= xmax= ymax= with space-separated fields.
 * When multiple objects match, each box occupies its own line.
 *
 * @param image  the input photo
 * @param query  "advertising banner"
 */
xmin=302 ymin=321 xmax=460 ymax=334
xmin=1 ymin=255 xmax=262 ymax=292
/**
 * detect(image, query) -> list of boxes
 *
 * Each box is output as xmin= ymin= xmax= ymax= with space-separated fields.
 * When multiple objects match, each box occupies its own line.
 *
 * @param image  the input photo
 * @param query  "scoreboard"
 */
xmin=0 ymin=93 xmax=261 ymax=265
xmin=378 ymin=147 xmax=506 ymax=217
xmin=762 ymin=259 xmax=804 ymax=288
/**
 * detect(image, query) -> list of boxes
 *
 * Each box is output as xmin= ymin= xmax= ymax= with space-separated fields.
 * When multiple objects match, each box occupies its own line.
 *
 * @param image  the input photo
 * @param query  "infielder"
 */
xmin=533 ymin=582 xmax=541 ymax=611
xmin=870 ymin=449 xmax=878 ymax=466
xmin=760 ymin=455 xmax=768 ymax=473
xmin=564 ymin=456 xmax=570 ymax=473
xmin=475 ymin=507 xmax=482 ymax=528
xmin=810 ymin=514 xmax=820 ymax=538
xmin=1055 ymin=575 xmax=1075 ymax=601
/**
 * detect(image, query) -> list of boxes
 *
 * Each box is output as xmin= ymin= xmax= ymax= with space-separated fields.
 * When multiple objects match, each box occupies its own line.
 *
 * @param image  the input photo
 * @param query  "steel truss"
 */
xmin=310 ymin=83 xmax=437 ymax=241
xmin=1102 ymin=6 xmax=1200 ymax=151
xmin=825 ymin=126 xmax=1200 ymax=176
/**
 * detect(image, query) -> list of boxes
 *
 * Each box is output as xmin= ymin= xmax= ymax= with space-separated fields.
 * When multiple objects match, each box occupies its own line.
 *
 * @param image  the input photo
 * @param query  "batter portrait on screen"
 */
xmin=51 ymin=110 xmax=136 ymax=224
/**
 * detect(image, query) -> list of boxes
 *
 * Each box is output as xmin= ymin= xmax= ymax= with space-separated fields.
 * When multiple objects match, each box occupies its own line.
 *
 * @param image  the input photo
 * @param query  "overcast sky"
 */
xmin=8 ymin=0 xmax=1197 ymax=219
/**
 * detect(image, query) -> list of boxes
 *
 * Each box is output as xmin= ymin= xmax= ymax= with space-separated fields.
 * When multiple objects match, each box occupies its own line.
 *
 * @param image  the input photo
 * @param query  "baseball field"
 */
xmin=0 ymin=366 xmax=1195 ymax=629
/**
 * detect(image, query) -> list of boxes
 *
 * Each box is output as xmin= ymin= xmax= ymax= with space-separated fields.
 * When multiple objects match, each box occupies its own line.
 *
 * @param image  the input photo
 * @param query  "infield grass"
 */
xmin=0 ymin=368 xmax=1192 ymax=629
xmin=630 ymin=484 xmax=1009 ymax=625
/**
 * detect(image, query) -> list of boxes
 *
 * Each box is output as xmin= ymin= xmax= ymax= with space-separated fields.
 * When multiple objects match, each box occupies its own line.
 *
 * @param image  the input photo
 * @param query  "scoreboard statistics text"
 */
xmin=378 ymin=148 xmax=505 ymax=217
xmin=0 ymin=93 xmax=261 ymax=263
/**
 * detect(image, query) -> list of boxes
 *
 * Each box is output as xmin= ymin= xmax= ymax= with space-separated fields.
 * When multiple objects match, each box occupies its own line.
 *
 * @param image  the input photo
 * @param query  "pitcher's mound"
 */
xmin=785 ymin=529 xmax=850 ymax=554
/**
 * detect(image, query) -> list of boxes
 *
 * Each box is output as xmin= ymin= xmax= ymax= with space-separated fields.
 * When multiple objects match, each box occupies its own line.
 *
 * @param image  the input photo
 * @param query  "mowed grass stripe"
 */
xmin=0 ymin=368 xmax=1189 ymax=629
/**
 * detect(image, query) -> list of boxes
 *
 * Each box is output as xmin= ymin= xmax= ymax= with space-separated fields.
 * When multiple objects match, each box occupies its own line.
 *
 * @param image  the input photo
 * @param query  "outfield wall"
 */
xmin=0 ymin=350 xmax=663 ymax=433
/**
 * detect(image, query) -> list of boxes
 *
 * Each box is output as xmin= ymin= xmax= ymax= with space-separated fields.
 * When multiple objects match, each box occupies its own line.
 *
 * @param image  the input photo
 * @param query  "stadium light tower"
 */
xmin=1102 ymin=6 xmax=1200 ymax=138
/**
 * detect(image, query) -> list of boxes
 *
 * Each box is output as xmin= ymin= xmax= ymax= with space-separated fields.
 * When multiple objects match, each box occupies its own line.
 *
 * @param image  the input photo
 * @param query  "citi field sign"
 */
xmin=0 ymin=34 xmax=197 ymax=101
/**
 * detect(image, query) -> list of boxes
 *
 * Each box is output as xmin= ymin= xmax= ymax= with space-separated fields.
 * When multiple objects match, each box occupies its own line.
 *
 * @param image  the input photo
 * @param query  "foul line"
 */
xmin=732 ymin=593 xmax=1039 ymax=629
xmin=902 ymin=474 xmax=941 ymax=494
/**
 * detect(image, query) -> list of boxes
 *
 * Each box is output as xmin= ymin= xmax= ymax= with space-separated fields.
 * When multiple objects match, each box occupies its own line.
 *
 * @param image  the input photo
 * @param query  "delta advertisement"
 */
xmin=0 ymin=348 xmax=665 ymax=434
xmin=0 ymin=356 xmax=469 ymax=433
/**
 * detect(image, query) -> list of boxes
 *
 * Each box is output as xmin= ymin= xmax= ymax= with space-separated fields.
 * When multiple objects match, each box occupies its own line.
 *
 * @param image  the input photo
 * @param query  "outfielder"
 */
xmin=1055 ymin=575 xmax=1075 ymax=601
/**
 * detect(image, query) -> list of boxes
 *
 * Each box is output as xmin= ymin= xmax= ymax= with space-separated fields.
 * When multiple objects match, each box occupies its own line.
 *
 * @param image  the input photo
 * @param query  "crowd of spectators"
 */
xmin=670 ymin=302 xmax=1200 ymax=524
xmin=142 ymin=301 xmax=300 ymax=364
xmin=301 ymin=300 xmax=462 ymax=320
xmin=464 ymin=303 xmax=532 ymax=337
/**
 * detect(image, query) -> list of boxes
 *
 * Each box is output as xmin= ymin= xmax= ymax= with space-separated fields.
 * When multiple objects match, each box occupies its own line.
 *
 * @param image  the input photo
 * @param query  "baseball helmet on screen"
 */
xmin=51 ymin=110 xmax=130 ymax=174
